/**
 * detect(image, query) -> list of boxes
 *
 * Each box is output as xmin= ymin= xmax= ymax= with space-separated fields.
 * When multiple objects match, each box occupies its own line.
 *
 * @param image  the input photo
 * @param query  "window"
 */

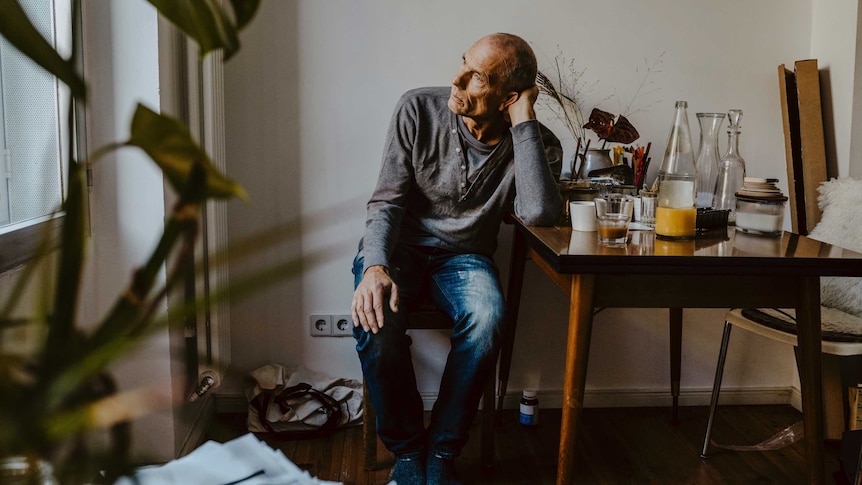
xmin=0 ymin=0 xmax=72 ymax=236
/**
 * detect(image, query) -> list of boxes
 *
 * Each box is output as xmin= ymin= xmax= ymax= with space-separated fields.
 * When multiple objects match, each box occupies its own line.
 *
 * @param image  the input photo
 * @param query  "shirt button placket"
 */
xmin=456 ymin=146 xmax=467 ymax=195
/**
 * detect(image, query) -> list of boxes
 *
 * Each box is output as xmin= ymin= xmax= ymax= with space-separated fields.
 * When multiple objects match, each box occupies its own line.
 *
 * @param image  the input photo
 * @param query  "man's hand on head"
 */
xmin=507 ymin=85 xmax=538 ymax=126
xmin=351 ymin=265 xmax=399 ymax=334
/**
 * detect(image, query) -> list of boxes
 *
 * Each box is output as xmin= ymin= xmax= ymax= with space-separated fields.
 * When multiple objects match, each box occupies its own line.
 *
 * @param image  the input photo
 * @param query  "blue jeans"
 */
xmin=352 ymin=245 xmax=507 ymax=458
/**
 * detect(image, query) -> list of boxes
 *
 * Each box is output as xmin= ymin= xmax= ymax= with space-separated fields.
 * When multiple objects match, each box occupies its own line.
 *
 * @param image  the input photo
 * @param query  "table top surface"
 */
xmin=514 ymin=218 xmax=862 ymax=277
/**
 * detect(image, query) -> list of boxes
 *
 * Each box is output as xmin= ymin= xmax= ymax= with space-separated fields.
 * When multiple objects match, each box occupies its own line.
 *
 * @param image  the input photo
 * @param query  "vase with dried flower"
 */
xmin=536 ymin=51 xmax=663 ymax=184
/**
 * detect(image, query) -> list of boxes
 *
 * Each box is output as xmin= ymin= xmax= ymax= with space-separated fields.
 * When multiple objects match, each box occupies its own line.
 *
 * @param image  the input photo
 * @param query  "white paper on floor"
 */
xmin=113 ymin=433 xmax=342 ymax=485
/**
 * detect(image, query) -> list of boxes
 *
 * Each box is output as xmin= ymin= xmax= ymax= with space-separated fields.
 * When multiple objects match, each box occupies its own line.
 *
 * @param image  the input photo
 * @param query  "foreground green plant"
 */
xmin=0 ymin=0 xmax=259 ymax=481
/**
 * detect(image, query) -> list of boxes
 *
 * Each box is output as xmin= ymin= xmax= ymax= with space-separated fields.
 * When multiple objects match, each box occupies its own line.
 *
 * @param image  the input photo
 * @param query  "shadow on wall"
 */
xmin=818 ymin=69 xmax=839 ymax=178
xmin=224 ymin=1 xmax=305 ymax=384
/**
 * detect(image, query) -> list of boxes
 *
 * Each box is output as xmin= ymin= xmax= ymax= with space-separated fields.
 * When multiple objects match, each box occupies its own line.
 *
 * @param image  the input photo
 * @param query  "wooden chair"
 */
xmin=362 ymin=225 xmax=528 ymax=470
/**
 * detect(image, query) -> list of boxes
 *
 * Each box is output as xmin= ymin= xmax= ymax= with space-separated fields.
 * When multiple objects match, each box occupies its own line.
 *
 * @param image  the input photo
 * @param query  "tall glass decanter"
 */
xmin=655 ymin=101 xmax=698 ymax=239
xmin=712 ymin=109 xmax=746 ymax=223
xmin=695 ymin=112 xmax=725 ymax=208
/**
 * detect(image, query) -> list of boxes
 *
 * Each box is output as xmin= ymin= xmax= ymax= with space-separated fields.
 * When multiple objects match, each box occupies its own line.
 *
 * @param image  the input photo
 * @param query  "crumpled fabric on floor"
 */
xmin=246 ymin=364 xmax=363 ymax=433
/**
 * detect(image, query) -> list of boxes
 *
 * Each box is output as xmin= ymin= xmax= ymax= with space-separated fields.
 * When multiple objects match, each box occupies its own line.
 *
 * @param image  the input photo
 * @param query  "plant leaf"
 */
xmin=605 ymin=114 xmax=640 ymax=144
xmin=126 ymin=104 xmax=247 ymax=201
xmin=48 ymin=199 xmax=201 ymax=410
xmin=229 ymin=0 xmax=261 ymax=31
xmin=0 ymin=0 xmax=85 ymax=97
xmin=40 ymin=162 xmax=88 ymax=376
xmin=147 ymin=0 xmax=259 ymax=61
xmin=583 ymin=108 xmax=615 ymax=139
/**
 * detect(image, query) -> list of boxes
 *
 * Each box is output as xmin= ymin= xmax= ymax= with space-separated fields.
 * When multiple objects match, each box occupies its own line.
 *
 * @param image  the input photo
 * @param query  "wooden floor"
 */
xmin=205 ymin=405 xmax=850 ymax=484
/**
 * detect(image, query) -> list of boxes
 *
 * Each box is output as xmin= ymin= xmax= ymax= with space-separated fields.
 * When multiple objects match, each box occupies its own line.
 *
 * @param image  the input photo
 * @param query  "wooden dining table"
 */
xmin=511 ymin=219 xmax=862 ymax=484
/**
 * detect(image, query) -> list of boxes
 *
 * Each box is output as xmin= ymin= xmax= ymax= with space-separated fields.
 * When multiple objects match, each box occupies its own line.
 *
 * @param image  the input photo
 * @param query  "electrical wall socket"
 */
xmin=310 ymin=314 xmax=331 ymax=336
xmin=332 ymin=314 xmax=353 ymax=336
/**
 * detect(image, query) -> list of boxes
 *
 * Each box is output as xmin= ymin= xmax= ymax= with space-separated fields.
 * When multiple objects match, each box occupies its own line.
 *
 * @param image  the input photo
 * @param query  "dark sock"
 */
xmin=426 ymin=453 xmax=462 ymax=485
xmin=390 ymin=450 xmax=426 ymax=485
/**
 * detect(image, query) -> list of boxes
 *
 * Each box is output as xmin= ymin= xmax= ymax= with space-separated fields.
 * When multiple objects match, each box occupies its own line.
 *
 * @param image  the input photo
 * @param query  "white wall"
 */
xmin=850 ymin=0 xmax=862 ymax=179
xmin=223 ymin=2 xmax=305 ymax=381
xmin=79 ymin=1 xmax=175 ymax=460
xmin=812 ymin=0 xmax=859 ymax=177
xmin=223 ymin=0 xmax=859 ymax=407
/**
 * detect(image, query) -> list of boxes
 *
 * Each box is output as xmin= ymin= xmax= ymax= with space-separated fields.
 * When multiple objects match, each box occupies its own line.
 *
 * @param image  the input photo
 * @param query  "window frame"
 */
xmin=0 ymin=217 xmax=62 ymax=272
xmin=0 ymin=0 xmax=84 ymax=273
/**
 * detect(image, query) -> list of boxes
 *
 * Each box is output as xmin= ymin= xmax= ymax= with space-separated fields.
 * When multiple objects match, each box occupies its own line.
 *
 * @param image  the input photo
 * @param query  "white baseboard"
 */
xmin=215 ymin=386 xmax=797 ymax=415
xmin=498 ymin=386 xmax=795 ymax=410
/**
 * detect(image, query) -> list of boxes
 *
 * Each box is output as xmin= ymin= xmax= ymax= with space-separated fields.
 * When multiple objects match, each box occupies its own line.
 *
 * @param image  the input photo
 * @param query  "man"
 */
xmin=351 ymin=33 xmax=563 ymax=484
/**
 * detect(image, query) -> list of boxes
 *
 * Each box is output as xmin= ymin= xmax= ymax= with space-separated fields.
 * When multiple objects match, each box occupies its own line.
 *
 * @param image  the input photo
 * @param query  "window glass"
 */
xmin=0 ymin=0 xmax=71 ymax=235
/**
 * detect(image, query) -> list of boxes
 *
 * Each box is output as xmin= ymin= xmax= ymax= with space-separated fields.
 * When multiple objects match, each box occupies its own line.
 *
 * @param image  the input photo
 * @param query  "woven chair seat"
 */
xmin=740 ymin=307 xmax=862 ymax=343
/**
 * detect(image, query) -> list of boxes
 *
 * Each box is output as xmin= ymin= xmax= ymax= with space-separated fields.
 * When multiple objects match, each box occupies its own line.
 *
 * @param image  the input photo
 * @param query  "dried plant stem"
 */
xmin=621 ymin=52 xmax=665 ymax=117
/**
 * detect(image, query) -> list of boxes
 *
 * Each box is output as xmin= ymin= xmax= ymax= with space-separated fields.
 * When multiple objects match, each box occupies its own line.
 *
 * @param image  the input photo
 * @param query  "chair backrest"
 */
xmin=778 ymin=60 xmax=828 ymax=235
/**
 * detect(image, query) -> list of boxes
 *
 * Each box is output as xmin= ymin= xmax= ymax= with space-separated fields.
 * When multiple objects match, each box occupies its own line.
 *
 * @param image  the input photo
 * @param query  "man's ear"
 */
xmin=499 ymin=91 xmax=519 ymax=112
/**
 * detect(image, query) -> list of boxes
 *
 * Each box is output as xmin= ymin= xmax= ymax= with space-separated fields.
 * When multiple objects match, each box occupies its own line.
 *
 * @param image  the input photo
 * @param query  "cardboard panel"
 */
xmin=794 ymin=59 xmax=828 ymax=234
xmin=778 ymin=60 xmax=828 ymax=236
xmin=778 ymin=64 xmax=803 ymax=233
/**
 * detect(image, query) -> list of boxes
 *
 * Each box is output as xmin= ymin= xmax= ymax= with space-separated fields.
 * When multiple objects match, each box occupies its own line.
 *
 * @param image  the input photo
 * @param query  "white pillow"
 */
xmin=808 ymin=177 xmax=862 ymax=318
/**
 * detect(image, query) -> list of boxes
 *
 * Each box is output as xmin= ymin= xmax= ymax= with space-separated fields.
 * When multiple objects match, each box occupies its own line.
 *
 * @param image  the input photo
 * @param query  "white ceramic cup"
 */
xmin=569 ymin=200 xmax=597 ymax=232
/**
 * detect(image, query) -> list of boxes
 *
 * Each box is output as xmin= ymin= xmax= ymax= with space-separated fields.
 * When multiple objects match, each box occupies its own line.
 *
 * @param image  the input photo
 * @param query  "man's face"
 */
xmin=448 ymin=38 xmax=511 ymax=121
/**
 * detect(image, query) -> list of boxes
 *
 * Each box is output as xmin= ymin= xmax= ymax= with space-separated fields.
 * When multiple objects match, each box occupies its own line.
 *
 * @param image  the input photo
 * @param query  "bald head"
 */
xmin=478 ymin=33 xmax=537 ymax=93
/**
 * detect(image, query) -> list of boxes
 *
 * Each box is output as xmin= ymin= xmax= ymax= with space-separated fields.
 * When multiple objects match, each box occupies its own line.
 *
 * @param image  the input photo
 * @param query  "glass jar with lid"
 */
xmin=735 ymin=196 xmax=787 ymax=236
xmin=734 ymin=178 xmax=787 ymax=236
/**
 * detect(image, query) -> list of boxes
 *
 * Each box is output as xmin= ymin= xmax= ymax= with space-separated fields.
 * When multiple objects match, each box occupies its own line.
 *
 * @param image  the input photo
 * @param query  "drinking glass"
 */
xmin=639 ymin=190 xmax=657 ymax=227
xmin=595 ymin=194 xmax=634 ymax=247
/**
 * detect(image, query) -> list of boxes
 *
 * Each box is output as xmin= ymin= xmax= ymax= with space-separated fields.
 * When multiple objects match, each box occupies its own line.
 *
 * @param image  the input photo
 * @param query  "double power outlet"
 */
xmin=310 ymin=314 xmax=353 ymax=337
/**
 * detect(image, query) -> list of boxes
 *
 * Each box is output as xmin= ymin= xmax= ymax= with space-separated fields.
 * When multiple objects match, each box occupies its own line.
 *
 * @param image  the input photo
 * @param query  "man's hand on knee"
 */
xmin=352 ymin=265 xmax=399 ymax=334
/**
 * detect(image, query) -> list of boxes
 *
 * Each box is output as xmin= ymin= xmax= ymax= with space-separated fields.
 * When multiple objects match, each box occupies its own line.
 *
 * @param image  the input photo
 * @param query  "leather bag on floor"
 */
xmin=246 ymin=364 xmax=363 ymax=439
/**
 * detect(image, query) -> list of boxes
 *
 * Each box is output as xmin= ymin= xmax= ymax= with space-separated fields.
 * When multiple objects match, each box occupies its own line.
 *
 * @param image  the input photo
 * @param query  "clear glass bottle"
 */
xmin=695 ymin=113 xmax=725 ymax=208
xmin=655 ymin=101 xmax=698 ymax=239
xmin=712 ymin=109 xmax=746 ymax=223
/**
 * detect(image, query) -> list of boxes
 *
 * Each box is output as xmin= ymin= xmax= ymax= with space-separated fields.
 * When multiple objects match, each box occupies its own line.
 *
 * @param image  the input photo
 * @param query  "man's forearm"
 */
xmin=511 ymin=121 xmax=563 ymax=226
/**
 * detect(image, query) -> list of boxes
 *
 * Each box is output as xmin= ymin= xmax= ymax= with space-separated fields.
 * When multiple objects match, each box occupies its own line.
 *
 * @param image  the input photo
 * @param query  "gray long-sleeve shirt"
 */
xmin=358 ymin=86 xmax=563 ymax=272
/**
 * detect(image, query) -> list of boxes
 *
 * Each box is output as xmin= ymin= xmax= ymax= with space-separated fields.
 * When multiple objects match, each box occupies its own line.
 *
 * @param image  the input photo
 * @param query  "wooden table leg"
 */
xmin=669 ymin=308 xmax=682 ymax=425
xmin=796 ymin=275 xmax=824 ymax=484
xmin=557 ymin=274 xmax=596 ymax=485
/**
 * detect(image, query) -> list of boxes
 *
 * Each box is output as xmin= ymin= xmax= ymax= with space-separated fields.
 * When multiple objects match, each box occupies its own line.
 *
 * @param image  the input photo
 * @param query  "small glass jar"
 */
xmin=0 ymin=456 xmax=58 ymax=485
xmin=519 ymin=388 xmax=539 ymax=426
xmin=734 ymin=196 xmax=787 ymax=236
